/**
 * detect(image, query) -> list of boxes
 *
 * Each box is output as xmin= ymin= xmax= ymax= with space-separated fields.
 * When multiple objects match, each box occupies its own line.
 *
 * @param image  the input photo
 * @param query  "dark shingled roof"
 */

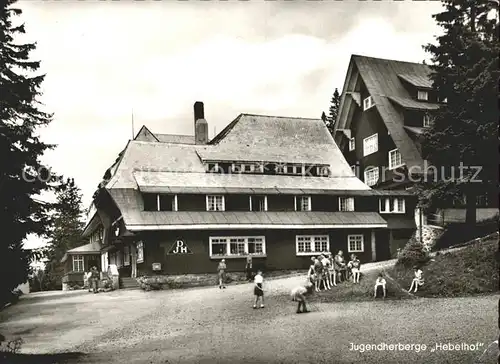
xmin=107 ymin=114 xmax=361 ymax=189
xmin=155 ymin=134 xmax=195 ymax=144
xmin=100 ymin=113 xmax=377 ymax=230
xmin=121 ymin=211 xmax=387 ymax=230
xmin=335 ymin=55 xmax=440 ymax=170
xmin=388 ymin=96 xmax=440 ymax=111
xmin=397 ymin=73 xmax=433 ymax=89
xmin=403 ymin=126 xmax=424 ymax=136
xmin=107 ymin=189 xmax=387 ymax=229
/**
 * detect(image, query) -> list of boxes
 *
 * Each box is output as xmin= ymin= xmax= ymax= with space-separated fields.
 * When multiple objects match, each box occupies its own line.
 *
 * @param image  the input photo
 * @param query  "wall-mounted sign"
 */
xmin=152 ymin=263 xmax=162 ymax=271
xmin=167 ymin=240 xmax=193 ymax=255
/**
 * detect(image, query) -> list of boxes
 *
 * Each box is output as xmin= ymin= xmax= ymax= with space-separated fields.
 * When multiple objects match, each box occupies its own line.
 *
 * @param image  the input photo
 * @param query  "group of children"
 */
xmin=306 ymin=251 xmax=362 ymax=292
xmin=217 ymin=255 xmax=424 ymax=313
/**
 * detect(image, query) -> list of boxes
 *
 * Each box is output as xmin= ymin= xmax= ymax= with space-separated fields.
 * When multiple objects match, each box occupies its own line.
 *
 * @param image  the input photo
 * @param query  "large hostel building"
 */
xmin=82 ymin=102 xmax=416 ymax=278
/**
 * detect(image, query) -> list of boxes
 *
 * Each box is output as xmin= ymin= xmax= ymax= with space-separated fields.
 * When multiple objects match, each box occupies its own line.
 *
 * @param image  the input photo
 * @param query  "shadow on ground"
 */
xmin=0 ymin=352 xmax=86 ymax=364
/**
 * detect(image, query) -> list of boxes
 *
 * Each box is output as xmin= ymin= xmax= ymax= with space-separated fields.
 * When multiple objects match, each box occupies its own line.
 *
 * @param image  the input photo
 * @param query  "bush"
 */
xmin=396 ymin=238 xmax=430 ymax=268
xmin=0 ymin=337 xmax=23 ymax=354
xmin=390 ymin=238 xmax=498 ymax=297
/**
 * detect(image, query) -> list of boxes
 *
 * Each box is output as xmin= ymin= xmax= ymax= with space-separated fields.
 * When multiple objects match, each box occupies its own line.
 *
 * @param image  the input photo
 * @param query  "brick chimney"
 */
xmin=194 ymin=101 xmax=208 ymax=144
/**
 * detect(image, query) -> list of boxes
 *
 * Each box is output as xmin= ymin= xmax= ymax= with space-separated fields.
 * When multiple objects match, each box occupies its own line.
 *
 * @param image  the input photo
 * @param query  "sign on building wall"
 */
xmin=167 ymin=240 xmax=193 ymax=255
xmin=152 ymin=263 xmax=162 ymax=271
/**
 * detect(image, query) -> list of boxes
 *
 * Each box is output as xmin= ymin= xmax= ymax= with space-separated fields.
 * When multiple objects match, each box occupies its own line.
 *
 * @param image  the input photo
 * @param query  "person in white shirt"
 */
xmin=291 ymin=280 xmax=313 ymax=314
xmin=374 ymin=273 xmax=386 ymax=298
xmin=253 ymin=270 xmax=264 ymax=309
xmin=408 ymin=266 xmax=424 ymax=293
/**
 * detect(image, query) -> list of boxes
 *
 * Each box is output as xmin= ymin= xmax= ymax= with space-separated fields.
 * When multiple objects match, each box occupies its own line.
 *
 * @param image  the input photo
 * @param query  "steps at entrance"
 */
xmin=120 ymin=277 xmax=139 ymax=289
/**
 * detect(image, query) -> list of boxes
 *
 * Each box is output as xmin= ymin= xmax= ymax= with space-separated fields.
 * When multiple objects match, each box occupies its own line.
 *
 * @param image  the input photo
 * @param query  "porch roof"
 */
xmin=60 ymin=242 xmax=102 ymax=263
xmin=121 ymin=211 xmax=388 ymax=231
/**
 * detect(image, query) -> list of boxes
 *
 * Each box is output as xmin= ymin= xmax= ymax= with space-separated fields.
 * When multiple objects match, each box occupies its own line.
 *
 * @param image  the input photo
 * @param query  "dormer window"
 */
xmin=417 ymin=90 xmax=428 ymax=101
xmin=363 ymin=96 xmax=374 ymax=111
xmin=423 ymin=114 xmax=432 ymax=127
xmin=143 ymin=193 xmax=176 ymax=211
xmin=207 ymin=163 xmax=220 ymax=173
xmin=276 ymin=164 xmax=288 ymax=174
xmin=339 ymin=197 xmax=355 ymax=212
xmin=295 ymin=196 xmax=311 ymax=211
xmin=206 ymin=195 xmax=225 ymax=211
xmin=349 ymin=137 xmax=355 ymax=151
xmin=291 ymin=165 xmax=304 ymax=175
xmin=316 ymin=166 xmax=330 ymax=177
xmin=231 ymin=163 xmax=257 ymax=173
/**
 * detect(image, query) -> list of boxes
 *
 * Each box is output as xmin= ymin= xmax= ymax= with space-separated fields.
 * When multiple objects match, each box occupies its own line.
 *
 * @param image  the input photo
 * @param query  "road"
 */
xmin=0 ymin=275 xmax=498 ymax=364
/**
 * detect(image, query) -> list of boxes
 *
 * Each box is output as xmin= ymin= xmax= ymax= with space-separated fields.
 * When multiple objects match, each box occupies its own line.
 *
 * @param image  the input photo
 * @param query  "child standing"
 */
xmin=320 ymin=254 xmax=331 ymax=290
xmin=253 ymin=270 xmax=264 ymax=309
xmin=313 ymin=257 xmax=323 ymax=292
xmin=217 ymin=259 xmax=226 ymax=289
xmin=374 ymin=273 xmax=386 ymax=298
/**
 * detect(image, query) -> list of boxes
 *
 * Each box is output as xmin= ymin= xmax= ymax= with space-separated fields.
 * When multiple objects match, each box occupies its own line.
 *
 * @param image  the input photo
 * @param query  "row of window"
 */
xmin=206 ymin=162 xmax=331 ymax=177
xmin=144 ymin=194 xmax=406 ymax=213
xmin=210 ymin=234 xmax=365 ymax=258
xmin=73 ymin=234 xmax=368 ymax=270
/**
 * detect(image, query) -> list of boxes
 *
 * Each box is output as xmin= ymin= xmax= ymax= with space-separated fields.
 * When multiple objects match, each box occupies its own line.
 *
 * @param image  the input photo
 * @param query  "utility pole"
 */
xmin=131 ymin=109 xmax=135 ymax=139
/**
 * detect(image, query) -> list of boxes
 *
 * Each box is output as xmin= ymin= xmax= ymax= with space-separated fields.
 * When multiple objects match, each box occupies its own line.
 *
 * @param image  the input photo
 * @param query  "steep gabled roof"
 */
xmin=335 ymin=55 xmax=438 ymax=170
xmin=134 ymin=125 xmax=195 ymax=144
xmin=397 ymin=73 xmax=433 ymax=89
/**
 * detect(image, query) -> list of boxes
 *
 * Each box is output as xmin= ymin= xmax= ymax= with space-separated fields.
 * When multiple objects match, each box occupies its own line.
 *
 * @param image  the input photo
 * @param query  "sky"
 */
xmin=16 ymin=0 xmax=442 ymax=249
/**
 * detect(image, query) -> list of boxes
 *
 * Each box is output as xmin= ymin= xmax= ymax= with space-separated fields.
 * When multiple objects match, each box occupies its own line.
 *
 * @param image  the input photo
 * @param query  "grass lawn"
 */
xmin=389 ymin=238 xmax=499 ymax=298
xmin=310 ymin=270 xmax=412 ymax=303
xmin=311 ymin=237 xmax=499 ymax=302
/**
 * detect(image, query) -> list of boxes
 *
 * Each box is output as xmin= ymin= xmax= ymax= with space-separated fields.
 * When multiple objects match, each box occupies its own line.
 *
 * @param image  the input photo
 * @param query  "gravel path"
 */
xmin=1 ymin=267 xmax=498 ymax=364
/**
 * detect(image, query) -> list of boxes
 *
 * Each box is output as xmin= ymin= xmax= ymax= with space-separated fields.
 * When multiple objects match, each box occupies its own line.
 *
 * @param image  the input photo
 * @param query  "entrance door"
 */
xmin=131 ymin=243 xmax=137 ymax=278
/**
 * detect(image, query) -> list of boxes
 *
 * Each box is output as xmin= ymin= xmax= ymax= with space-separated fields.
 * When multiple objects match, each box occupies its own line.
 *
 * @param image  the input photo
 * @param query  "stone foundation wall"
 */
xmin=414 ymin=225 xmax=444 ymax=252
xmin=136 ymin=270 xmax=306 ymax=291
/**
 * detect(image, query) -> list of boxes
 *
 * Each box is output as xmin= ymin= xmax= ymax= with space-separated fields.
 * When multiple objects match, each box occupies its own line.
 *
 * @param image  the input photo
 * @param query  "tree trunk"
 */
xmin=465 ymin=186 xmax=477 ymax=226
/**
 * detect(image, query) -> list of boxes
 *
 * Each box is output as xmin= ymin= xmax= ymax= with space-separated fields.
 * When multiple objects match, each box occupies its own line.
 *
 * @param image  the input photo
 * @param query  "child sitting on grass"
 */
xmin=374 ymin=273 xmax=386 ymax=298
xmin=408 ymin=266 xmax=424 ymax=293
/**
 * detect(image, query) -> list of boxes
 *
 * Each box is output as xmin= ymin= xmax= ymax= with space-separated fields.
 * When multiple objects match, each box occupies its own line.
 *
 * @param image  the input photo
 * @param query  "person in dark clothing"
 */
xmin=245 ymin=256 xmax=253 ymax=282
xmin=90 ymin=266 xmax=99 ymax=293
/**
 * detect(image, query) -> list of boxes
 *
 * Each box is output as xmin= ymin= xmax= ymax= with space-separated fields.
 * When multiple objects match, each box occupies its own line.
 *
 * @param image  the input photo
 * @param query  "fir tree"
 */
xmin=0 ymin=0 xmax=56 ymax=302
xmin=421 ymin=0 xmax=499 ymax=224
xmin=44 ymin=178 xmax=87 ymax=290
xmin=323 ymin=88 xmax=341 ymax=136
